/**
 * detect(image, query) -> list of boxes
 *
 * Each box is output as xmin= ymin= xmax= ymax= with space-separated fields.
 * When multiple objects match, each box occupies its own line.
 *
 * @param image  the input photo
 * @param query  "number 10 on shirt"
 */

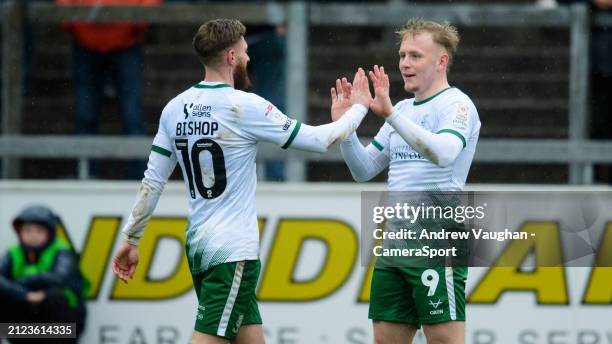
xmin=175 ymin=138 xmax=227 ymax=199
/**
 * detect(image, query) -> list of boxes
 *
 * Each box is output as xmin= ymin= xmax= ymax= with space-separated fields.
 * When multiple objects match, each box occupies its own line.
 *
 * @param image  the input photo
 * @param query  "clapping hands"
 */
xmin=330 ymin=68 xmax=372 ymax=121
xmin=368 ymin=65 xmax=394 ymax=118
xmin=350 ymin=67 xmax=373 ymax=108
xmin=330 ymin=65 xmax=394 ymax=121
xmin=330 ymin=77 xmax=352 ymax=122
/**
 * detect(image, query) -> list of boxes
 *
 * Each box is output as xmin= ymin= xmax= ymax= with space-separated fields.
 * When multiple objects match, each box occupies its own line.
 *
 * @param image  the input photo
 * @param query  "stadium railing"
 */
xmin=1 ymin=1 xmax=611 ymax=183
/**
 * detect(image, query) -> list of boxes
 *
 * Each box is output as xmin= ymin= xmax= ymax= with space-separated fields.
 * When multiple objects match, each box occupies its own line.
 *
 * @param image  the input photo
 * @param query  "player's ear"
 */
xmin=438 ymin=53 xmax=449 ymax=71
xmin=226 ymin=48 xmax=235 ymax=66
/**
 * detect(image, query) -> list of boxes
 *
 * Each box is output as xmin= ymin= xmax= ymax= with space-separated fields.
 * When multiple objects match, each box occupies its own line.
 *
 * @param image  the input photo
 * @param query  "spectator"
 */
xmin=0 ymin=206 xmax=87 ymax=343
xmin=57 ymin=0 xmax=160 ymax=179
xmin=557 ymin=0 xmax=612 ymax=183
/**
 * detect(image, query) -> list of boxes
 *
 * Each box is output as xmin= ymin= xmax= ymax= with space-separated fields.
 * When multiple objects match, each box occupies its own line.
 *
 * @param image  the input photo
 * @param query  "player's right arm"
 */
xmin=112 ymin=100 xmax=178 ymax=283
xmin=120 ymin=100 xmax=178 ymax=246
xmin=340 ymin=129 xmax=390 ymax=183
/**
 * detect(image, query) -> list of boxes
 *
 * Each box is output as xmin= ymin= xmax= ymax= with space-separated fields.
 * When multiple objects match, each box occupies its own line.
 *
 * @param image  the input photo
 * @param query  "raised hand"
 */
xmin=111 ymin=241 xmax=139 ymax=284
xmin=368 ymin=65 xmax=394 ymax=118
xmin=351 ymin=67 xmax=373 ymax=108
xmin=330 ymin=77 xmax=352 ymax=122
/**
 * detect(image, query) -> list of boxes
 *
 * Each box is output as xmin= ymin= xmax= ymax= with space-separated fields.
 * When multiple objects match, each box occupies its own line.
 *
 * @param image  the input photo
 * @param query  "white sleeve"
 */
xmin=286 ymin=104 xmax=368 ymax=153
xmin=237 ymin=94 xmax=367 ymax=152
xmin=238 ymin=97 xmax=298 ymax=147
xmin=386 ymin=108 xmax=463 ymax=167
xmin=340 ymin=131 xmax=389 ymax=182
xmin=121 ymin=105 xmax=178 ymax=245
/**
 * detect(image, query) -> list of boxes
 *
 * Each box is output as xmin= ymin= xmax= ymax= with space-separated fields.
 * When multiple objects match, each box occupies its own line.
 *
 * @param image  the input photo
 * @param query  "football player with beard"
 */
xmin=111 ymin=18 xmax=372 ymax=344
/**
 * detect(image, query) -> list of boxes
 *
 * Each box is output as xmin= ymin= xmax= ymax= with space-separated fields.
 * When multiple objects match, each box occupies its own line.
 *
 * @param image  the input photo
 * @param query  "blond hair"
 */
xmin=193 ymin=19 xmax=246 ymax=67
xmin=397 ymin=19 xmax=460 ymax=69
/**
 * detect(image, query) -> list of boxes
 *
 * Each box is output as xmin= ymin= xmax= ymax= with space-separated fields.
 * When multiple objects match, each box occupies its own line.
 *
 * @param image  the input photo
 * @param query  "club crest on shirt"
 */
xmin=452 ymin=102 xmax=469 ymax=129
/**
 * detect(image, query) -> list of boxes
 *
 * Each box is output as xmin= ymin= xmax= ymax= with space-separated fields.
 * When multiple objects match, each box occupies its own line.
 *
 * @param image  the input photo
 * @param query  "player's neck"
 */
xmin=203 ymin=67 xmax=234 ymax=88
xmin=415 ymin=76 xmax=450 ymax=102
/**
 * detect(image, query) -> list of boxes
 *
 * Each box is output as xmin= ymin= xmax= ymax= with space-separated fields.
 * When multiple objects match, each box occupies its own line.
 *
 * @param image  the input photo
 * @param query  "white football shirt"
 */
xmin=151 ymin=81 xmax=301 ymax=272
xmin=371 ymin=87 xmax=481 ymax=191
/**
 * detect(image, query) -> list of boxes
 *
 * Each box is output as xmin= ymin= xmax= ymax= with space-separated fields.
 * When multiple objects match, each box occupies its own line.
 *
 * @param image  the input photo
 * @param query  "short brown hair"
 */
xmin=193 ymin=19 xmax=246 ymax=67
xmin=397 ymin=19 xmax=460 ymax=68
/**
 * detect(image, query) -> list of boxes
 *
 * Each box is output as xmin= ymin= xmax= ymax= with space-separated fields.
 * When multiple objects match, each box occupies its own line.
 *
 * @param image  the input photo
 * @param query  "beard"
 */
xmin=233 ymin=62 xmax=252 ymax=91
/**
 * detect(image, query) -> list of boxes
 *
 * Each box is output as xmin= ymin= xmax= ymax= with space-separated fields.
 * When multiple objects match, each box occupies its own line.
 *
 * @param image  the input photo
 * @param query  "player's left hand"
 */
xmin=368 ymin=65 xmax=394 ymax=118
xmin=111 ymin=241 xmax=139 ymax=284
xmin=330 ymin=77 xmax=352 ymax=122
xmin=351 ymin=68 xmax=373 ymax=108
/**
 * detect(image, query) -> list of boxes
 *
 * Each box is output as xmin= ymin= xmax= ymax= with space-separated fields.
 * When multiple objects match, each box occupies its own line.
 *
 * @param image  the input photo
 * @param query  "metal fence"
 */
xmin=1 ymin=1 xmax=611 ymax=183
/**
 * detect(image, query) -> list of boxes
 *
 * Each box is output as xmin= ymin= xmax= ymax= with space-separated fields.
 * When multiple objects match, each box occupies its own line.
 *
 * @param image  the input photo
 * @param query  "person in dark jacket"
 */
xmin=0 ymin=206 xmax=87 ymax=343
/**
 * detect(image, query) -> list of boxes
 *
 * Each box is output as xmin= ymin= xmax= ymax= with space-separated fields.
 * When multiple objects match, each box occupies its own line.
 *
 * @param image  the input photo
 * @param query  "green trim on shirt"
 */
xmin=282 ymin=121 xmax=302 ymax=149
xmin=192 ymin=83 xmax=232 ymax=89
xmin=437 ymin=129 xmax=466 ymax=148
xmin=413 ymin=87 xmax=454 ymax=106
xmin=152 ymin=145 xmax=172 ymax=157
xmin=371 ymin=139 xmax=384 ymax=151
